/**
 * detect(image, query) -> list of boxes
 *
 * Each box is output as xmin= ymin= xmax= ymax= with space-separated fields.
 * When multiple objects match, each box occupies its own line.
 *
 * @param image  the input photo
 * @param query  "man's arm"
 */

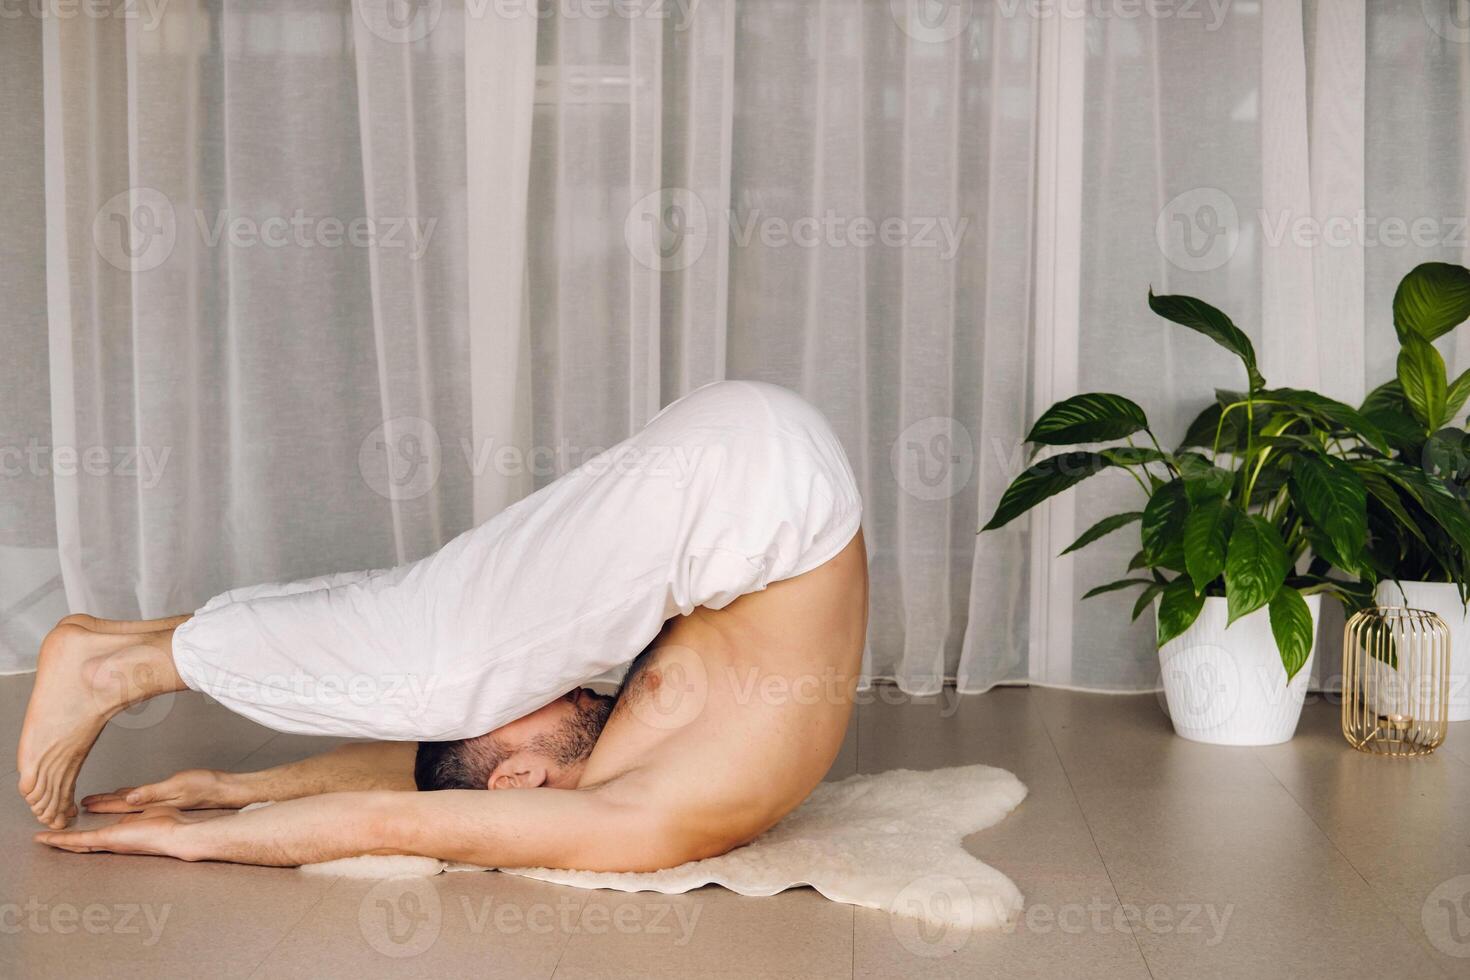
xmin=40 ymin=784 xmax=700 ymax=873
xmin=81 ymin=742 xmax=417 ymax=813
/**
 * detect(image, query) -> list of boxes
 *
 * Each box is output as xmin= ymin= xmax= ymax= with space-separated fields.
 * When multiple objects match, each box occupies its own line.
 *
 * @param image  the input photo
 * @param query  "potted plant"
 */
xmin=1358 ymin=262 xmax=1470 ymax=721
xmin=982 ymin=289 xmax=1470 ymax=744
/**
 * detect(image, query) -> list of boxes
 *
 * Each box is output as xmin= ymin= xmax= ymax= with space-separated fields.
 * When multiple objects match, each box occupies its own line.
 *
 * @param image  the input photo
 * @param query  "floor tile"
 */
xmin=1254 ymin=703 xmax=1470 ymax=975
xmin=252 ymin=870 xmax=578 ymax=979
xmin=553 ymin=884 xmax=851 ymax=980
xmin=1034 ymin=690 xmax=1448 ymax=980
xmin=852 ymin=689 xmax=1152 ymax=979
xmin=1 ymin=853 xmax=336 ymax=979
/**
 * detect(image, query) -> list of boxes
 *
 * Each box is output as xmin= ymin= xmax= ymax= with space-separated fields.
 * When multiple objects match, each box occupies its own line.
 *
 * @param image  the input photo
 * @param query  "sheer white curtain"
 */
xmin=4 ymin=1 xmax=1468 ymax=697
xmin=4 ymin=1 xmax=478 ymax=670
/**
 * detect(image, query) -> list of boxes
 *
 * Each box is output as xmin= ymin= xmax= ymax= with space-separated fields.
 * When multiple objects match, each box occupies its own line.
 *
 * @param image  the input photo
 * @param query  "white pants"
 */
xmin=171 ymin=381 xmax=863 ymax=740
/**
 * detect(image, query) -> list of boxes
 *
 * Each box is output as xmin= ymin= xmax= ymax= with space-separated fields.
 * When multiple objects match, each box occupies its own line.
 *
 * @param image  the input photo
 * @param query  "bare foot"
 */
xmin=17 ymin=623 xmax=153 ymax=829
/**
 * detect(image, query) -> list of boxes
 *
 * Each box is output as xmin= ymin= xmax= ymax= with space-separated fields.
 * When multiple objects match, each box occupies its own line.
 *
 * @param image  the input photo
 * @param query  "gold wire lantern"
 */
xmin=1342 ymin=607 xmax=1450 ymax=756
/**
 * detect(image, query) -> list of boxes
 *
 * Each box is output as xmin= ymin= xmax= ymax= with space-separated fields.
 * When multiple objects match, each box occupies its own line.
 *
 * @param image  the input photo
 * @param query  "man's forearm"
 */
xmin=175 ymin=791 xmax=406 ymax=865
xmin=230 ymin=742 xmax=417 ymax=803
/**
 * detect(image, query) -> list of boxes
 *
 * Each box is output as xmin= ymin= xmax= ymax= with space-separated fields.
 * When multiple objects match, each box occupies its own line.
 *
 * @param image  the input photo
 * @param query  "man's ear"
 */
xmin=486 ymin=754 xmax=549 ymax=791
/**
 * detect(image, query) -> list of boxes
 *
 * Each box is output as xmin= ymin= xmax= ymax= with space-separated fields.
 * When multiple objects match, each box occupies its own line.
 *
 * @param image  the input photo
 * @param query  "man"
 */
xmin=21 ymin=381 xmax=868 ymax=872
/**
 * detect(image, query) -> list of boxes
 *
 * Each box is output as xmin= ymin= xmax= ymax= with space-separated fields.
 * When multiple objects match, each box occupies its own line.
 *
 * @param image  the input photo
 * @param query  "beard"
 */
xmin=527 ymin=692 xmax=616 ymax=767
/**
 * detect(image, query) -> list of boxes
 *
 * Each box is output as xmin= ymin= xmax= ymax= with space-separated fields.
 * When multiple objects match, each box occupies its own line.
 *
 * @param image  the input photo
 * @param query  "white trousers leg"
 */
xmin=171 ymin=381 xmax=863 ymax=740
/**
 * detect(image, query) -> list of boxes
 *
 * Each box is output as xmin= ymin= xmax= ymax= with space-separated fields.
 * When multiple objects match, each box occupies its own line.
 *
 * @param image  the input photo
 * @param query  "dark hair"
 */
xmin=414 ymin=733 xmax=511 ymax=791
xmin=415 ymin=645 xmax=656 ymax=792
xmin=414 ymin=688 xmax=617 ymax=791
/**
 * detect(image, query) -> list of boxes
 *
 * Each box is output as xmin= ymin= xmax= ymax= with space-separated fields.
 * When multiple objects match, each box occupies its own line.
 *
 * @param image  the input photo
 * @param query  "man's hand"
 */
xmin=33 ymin=806 xmax=205 ymax=858
xmin=81 ymin=769 xmax=247 ymax=814
xmin=35 ymin=793 xmax=395 ymax=866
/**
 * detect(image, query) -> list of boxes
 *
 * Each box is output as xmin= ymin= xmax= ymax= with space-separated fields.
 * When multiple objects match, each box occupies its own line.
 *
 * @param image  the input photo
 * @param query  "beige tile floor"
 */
xmin=2 ymin=675 xmax=1468 ymax=979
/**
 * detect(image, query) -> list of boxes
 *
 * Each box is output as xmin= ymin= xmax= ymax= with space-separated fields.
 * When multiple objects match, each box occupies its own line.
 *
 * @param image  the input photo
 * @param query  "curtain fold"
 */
xmin=4 ymin=0 xmax=1468 ymax=696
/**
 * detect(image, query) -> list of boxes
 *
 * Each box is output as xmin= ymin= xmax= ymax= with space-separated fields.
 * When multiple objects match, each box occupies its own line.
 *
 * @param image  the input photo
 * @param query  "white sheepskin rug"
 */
xmin=268 ymin=763 xmax=1027 ymax=931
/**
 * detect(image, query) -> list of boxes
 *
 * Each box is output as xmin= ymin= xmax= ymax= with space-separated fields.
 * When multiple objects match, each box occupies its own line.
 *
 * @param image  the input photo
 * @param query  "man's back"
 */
xmin=576 ymin=529 xmax=870 ymax=866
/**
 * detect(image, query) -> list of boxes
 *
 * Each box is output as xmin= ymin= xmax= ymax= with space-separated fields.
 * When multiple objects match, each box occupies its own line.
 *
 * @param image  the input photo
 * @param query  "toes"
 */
xmin=24 ymin=779 xmax=44 ymax=805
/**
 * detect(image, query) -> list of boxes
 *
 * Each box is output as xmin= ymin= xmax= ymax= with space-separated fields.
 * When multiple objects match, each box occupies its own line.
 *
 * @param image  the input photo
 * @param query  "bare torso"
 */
xmin=581 ymin=530 xmax=869 ymax=860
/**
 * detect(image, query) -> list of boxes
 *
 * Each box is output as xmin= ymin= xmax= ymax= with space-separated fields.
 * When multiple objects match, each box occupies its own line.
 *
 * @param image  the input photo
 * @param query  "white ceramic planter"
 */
xmin=1155 ymin=594 xmax=1320 ymax=745
xmin=1374 ymin=580 xmax=1470 ymax=722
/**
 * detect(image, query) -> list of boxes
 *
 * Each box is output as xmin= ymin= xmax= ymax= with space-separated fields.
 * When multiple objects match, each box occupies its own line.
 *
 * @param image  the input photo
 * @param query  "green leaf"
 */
xmin=1398 ymin=335 xmax=1449 ymax=431
xmin=1257 ymin=388 xmax=1390 ymax=454
xmin=1356 ymin=465 xmax=1428 ymax=548
xmin=1148 ymin=290 xmax=1265 ymax=390
xmin=1424 ymin=428 xmax=1470 ymax=484
xmin=1268 ymin=587 xmax=1315 ymax=682
xmin=1027 ymin=393 xmax=1150 ymax=445
xmin=1183 ymin=498 xmax=1233 ymax=594
xmin=1176 ymin=452 xmax=1234 ymax=505
xmin=1380 ymin=459 xmax=1470 ymax=553
xmin=1178 ymin=401 xmax=1225 ymax=451
xmin=1141 ymin=480 xmax=1190 ymax=571
xmin=1099 ymin=446 xmax=1168 ymax=467
xmin=1060 ymin=511 xmax=1144 ymax=556
xmin=1248 ymin=465 xmax=1290 ymax=509
xmin=982 ymin=452 xmax=1108 ymax=531
xmin=1224 ymin=514 xmax=1290 ymax=624
xmin=1132 ymin=582 xmax=1165 ymax=622
xmin=1361 ymin=379 xmax=1407 ymax=416
xmin=1393 ymin=262 xmax=1470 ymax=342
xmin=1289 ymin=455 xmax=1368 ymax=570
xmin=1447 ymin=368 xmax=1470 ymax=422
xmin=1156 ymin=577 xmax=1207 ymax=647
xmin=1361 ymin=407 xmax=1425 ymax=453
xmin=1126 ymin=549 xmax=1148 ymax=571
xmin=1081 ymin=578 xmax=1153 ymax=600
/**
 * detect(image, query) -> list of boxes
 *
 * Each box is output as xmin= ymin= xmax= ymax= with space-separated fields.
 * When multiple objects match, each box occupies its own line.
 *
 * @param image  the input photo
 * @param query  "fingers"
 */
xmin=34 ymin=828 xmax=109 ymax=852
xmin=81 ymin=787 xmax=137 ymax=811
xmin=33 ymin=815 xmax=180 ymax=856
xmin=82 ymin=781 xmax=170 ymax=812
